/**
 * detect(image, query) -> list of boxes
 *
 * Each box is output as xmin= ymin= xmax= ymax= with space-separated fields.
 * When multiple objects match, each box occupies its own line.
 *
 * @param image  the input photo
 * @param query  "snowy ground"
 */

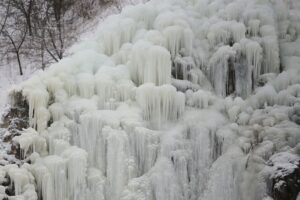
xmin=0 ymin=63 xmax=35 ymax=110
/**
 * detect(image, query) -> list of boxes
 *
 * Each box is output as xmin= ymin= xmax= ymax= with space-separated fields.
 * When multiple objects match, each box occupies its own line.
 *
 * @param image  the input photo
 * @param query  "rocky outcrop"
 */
xmin=0 ymin=91 xmax=29 ymax=159
xmin=267 ymin=152 xmax=300 ymax=200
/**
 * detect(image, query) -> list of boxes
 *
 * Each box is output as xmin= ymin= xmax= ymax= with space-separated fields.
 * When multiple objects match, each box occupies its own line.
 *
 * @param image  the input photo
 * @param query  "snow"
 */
xmin=268 ymin=152 xmax=300 ymax=179
xmin=0 ymin=65 xmax=35 ymax=111
xmin=1 ymin=0 xmax=300 ymax=199
xmin=13 ymin=128 xmax=47 ymax=159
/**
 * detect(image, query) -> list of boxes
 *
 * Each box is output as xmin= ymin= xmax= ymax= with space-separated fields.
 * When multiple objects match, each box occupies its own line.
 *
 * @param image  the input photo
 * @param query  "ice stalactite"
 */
xmin=128 ymin=127 xmax=160 ymax=176
xmin=21 ymin=84 xmax=49 ymax=130
xmin=46 ymin=122 xmax=71 ymax=155
xmin=129 ymin=41 xmax=172 ymax=86
xmin=77 ymin=73 xmax=95 ymax=99
xmin=94 ymin=66 xmax=134 ymax=109
xmin=42 ymin=156 xmax=67 ymax=200
xmin=173 ymin=56 xmax=195 ymax=80
xmin=61 ymin=146 xmax=88 ymax=200
xmin=247 ymin=19 xmax=260 ymax=37
xmin=13 ymin=128 xmax=47 ymax=159
xmin=207 ymin=21 xmax=246 ymax=46
xmin=202 ymin=148 xmax=244 ymax=200
xmin=186 ymin=89 xmax=216 ymax=109
xmin=208 ymin=45 xmax=236 ymax=97
xmin=77 ymin=110 xmax=121 ymax=170
xmin=29 ymin=146 xmax=88 ymax=200
xmin=105 ymin=127 xmax=133 ymax=200
xmin=4 ymin=164 xmax=37 ymax=199
xmin=86 ymin=168 xmax=105 ymax=200
xmin=136 ymin=83 xmax=185 ymax=128
xmin=233 ymin=39 xmax=263 ymax=98
xmin=100 ymin=17 xmax=137 ymax=56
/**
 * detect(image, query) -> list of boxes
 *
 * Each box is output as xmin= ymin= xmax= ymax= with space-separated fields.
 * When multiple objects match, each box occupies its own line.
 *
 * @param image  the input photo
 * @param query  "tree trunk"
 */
xmin=16 ymin=51 xmax=23 ymax=75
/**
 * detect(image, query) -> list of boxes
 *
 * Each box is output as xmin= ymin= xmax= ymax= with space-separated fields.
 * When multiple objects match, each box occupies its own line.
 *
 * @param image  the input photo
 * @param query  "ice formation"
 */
xmin=2 ymin=0 xmax=300 ymax=199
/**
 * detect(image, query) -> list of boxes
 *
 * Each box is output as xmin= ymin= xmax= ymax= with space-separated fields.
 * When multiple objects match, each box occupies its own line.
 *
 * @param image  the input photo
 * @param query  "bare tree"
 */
xmin=30 ymin=0 xmax=77 ymax=62
xmin=0 ymin=0 xmax=11 ymax=33
xmin=0 ymin=0 xmax=106 ymax=75
xmin=10 ymin=0 xmax=35 ymax=36
xmin=2 ymin=28 xmax=28 ymax=75
xmin=1 ymin=3 xmax=28 ymax=75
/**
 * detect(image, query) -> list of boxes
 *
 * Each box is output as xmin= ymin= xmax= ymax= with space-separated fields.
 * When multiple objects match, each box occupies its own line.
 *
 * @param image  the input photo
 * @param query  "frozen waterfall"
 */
xmin=1 ymin=0 xmax=300 ymax=200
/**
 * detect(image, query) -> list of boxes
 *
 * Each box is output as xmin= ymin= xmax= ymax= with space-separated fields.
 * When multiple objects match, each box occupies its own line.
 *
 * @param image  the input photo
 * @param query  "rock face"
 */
xmin=273 ymin=168 xmax=300 ymax=200
xmin=0 ymin=94 xmax=25 ymax=198
xmin=267 ymin=152 xmax=300 ymax=200
xmin=1 ymin=91 xmax=29 ymax=131
xmin=0 ymin=91 xmax=29 ymax=159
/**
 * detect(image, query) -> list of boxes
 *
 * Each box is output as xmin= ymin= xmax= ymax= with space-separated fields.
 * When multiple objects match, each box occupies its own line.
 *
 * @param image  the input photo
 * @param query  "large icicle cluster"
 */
xmin=2 ymin=0 xmax=300 ymax=199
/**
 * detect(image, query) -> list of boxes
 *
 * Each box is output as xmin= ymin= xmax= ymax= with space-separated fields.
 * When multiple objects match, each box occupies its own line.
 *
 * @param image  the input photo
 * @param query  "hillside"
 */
xmin=0 ymin=0 xmax=300 ymax=200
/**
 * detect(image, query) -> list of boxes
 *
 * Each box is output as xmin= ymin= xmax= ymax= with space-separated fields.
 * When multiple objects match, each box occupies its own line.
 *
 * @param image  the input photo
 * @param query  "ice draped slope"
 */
xmin=4 ymin=0 xmax=300 ymax=200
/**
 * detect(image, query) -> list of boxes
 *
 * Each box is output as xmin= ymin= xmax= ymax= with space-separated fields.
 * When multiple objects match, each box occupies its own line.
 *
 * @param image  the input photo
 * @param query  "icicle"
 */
xmin=77 ymin=110 xmax=122 ymax=171
xmin=245 ymin=40 xmax=263 ymax=83
xmin=144 ymin=30 xmax=166 ymax=46
xmin=128 ymin=127 xmax=160 ymax=175
xmin=95 ymin=73 xmax=116 ymax=108
xmin=61 ymin=147 xmax=88 ymax=200
xmin=4 ymin=164 xmax=37 ymax=198
xmin=207 ymin=22 xmax=231 ymax=46
xmin=224 ymin=2 xmax=243 ymax=21
xmin=122 ymin=4 xmax=157 ymax=30
xmin=47 ymin=122 xmax=71 ymax=155
xmin=36 ymin=107 xmax=50 ymax=133
xmin=129 ymin=41 xmax=172 ymax=86
xmin=43 ymin=156 xmax=67 ymax=200
xmin=209 ymin=46 xmax=236 ymax=96
xmin=174 ymin=56 xmax=195 ymax=80
xmin=65 ymin=98 xmax=98 ymax=121
xmin=186 ymin=89 xmax=216 ymax=108
xmin=230 ymin=22 xmax=246 ymax=42
xmin=45 ymin=77 xmax=64 ymax=95
xmin=99 ymin=17 xmax=137 ymax=55
xmin=86 ymin=168 xmax=105 ymax=200
xmin=163 ymin=26 xmax=183 ymax=59
xmin=52 ymin=139 xmax=70 ymax=155
xmin=77 ymin=73 xmax=95 ymax=98
xmin=261 ymin=36 xmax=280 ymax=74
xmin=154 ymin=11 xmax=183 ymax=31
xmin=163 ymin=26 xmax=193 ymax=58
xmin=120 ymin=176 xmax=152 ymax=200
xmin=60 ymin=74 xmax=77 ymax=96
xmin=248 ymin=19 xmax=260 ymax=37
xmin=93 ymin=65 xmax=134 ymax=109
xmin=202 ymin=148 xmax=244 ymax=200
xmin=22 ymin=85 xmax=49 ymax=128
xmin=13 ymin=128 xmax=47 ymax=158
xmin=237 ymin=39 xmax=263 ymax=93
xmin=104 ymin=127 xmax=132 ymax=200
xmin=136 ymin=83 xmax=185 ymax=127
xmin=31 ymin=161 xmax=53 ymax=200
xmin=150 ymin=158 xmax=182 ymax=200
xmin=234 ymin=59 xmax=253 ymax=98
xmin=49 ymin=103 xmax=65 ymax=121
